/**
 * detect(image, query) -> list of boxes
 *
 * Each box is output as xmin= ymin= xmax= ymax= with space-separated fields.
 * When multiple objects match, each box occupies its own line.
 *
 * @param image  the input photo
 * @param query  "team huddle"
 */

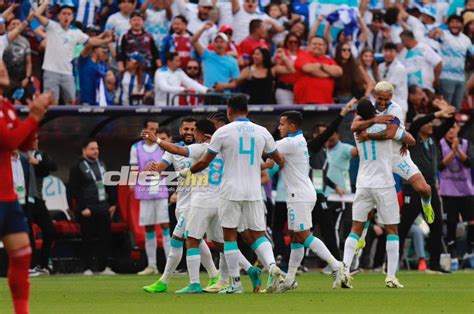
xmin=132 ymin=81 xmax=435 ymax=294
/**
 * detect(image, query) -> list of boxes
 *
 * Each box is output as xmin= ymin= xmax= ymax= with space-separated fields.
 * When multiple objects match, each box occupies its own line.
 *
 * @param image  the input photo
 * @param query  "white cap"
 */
xmin=213 ymin=32 xmax=229 ymax=43
xmin=198 ymin=0 xmax=213 ymax=7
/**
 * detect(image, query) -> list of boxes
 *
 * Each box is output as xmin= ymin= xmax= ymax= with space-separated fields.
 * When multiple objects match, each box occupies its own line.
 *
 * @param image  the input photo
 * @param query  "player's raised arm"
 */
xmin=142 ymin=131 xmax=189 ymax=157
xmin=190 ymin=151 xmax=217 ymax=174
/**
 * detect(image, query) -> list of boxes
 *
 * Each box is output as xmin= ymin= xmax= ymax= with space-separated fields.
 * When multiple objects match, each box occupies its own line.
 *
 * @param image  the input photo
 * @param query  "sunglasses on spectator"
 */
xmin=187 ymin=66 xmax=199 ymax=70
xmin=342 ymin=48 xmax=351 ymax=52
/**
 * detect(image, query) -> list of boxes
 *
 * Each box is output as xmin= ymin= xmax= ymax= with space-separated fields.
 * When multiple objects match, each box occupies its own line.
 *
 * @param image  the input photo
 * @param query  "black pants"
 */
xmin=399 ymin=184 xmax=443 ymax=269
xmin=79 ymin=210 xmax=112 ymax=271
xmin=372 ymin=228 xmax=387 ymax=269
xmin=312 ymin=195 xmax=341 ymax=260
xmin=272 ymin=201 xmax=288 ymax=258
xmin=24 ymin=199 xmax=57 ymax=269
xmin=442 ymin=196 xmax=474 ymax=257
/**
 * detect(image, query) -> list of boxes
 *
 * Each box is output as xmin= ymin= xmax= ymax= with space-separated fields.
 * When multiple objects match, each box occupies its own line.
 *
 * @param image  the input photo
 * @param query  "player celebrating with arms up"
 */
xmin=342 ymin=99 xmax=416 ymax=289
xmin=271 ymin=111 xmax=347 ymax=293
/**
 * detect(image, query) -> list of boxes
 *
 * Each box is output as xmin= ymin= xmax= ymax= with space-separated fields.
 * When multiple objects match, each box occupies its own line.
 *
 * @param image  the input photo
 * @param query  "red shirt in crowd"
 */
xmin=239 ymin=36 xmax=269 ymax=62
xmin=274 ymin=49 xmax=299 ymax=86
xmin=0 ymin=98 xmax=38 ymax=202
xmin=293 ymin=50 xmax=337 ymax=104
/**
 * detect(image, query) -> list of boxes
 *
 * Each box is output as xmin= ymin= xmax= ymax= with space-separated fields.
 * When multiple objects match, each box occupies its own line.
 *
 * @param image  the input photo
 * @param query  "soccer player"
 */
xmin=352 ymin=81 xmax=434 ymax=224
xmin=1 ymin=91 xmax=51 ymax=314
xmin=271 ymin=111 xmax=347 ymax=293
xmin=143 ymin=117 xmax=219 ymax=293
xmin=130 ymin=120 xmax=170 ymax=275
xmin=186 ymin=95 xmax=285 ymax=294
xmin=342 ymin=98 xmax=416 ymax=289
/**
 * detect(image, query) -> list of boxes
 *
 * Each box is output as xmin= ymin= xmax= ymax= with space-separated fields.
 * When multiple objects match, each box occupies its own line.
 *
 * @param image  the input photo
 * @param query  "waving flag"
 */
xmin=326 ymin=5 xmax=359 ymax=36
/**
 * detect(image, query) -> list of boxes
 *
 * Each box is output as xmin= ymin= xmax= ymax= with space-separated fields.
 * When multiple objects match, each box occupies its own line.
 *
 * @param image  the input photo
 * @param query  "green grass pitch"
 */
xmin=1 ymin=271 xmax=473 ymax=313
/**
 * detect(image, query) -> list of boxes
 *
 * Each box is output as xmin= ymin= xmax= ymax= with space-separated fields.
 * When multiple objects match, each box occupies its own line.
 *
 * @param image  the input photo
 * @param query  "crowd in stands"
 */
xmin=0 ymin=0 xmax=471 ymax=110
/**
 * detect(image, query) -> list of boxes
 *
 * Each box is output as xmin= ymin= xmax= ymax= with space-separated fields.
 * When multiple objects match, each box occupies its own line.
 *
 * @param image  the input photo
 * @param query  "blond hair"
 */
xmin=374 ymin=81 xmax=394 ymax=94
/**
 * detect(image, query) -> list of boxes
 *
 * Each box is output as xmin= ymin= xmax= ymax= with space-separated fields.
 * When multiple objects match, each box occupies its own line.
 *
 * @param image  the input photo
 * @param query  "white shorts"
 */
xmin=353 ymin=187 xmax=400 ymax=225
xmin=287 ymin=201 xmax=316 ymax=231
xmin=392 ymin=154 xmax=420 ymax=181
xmin=187 ymin=206 xmax=223 ymax=242
xmin=173 ymin=207 xmax=190 ymax=238
xmin=139 ymin=199 xmax=169 ymax=226
xmin=219 ymin=199 xmax=266 ymax=232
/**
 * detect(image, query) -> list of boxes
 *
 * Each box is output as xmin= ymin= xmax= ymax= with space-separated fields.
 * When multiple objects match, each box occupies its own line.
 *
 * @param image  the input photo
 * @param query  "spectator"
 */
xmin=140 ymin=0 xmax=173 ymax=51
xmin=378 ymin=42 xmax=408 ymax=120
xmin=74 ymin=0 xmax=101 ymax=29
xmin=0 ymin=4 xmax=29 ymax=58
xmin=334 ymin=42 xmax=370 ymax=102
xmin=438 ymin=123 xmax=474 ymax=270
xmin=2 ymin=18 xmax=34 ymax=104
xmin=290 ymin=21 xmax=306 ymax=44
xmin=69 ymin=139 xmax=116 ymax=276
xmin=105 ymin=0 xmax=135 ymax=51
xmin=294 ymin=36 xmax=342 ymax=104
xmin=364 ymin=11 xmax=389 ymax=54
xmin=399 ymin=102 xmax=456 ymax=273
xmin=408 ymin=218 xmax=429 ymax=271
xmin=398 ymin=30 xmax=442 ymax=93
xmin=324 ymin=15 xmax=368 ymax=58
xmin=175 ymin=0 xmax=217 ymax=49
xmin=118 ymin=11 xmax=161 ymax=73
xmin=154 ymin=52 xmax=208 ymax=106
xmin=34 ymin=1 xmax=113 ymax=105
xmin=78 ymin=43 xmax=110 ymax=106
xmin=116 ymin=52 xmax=153 ymax=106
xmin=105 ymin=71 xmax=117 ymax=104
xmin=290 ymin=0 xmax=309 ymax=26
xmin=430 ymin=15 xmax=471 ymax=110
xmin=184 ymin=59 xmax=202 ymax=82
xmin=358 ymin=48 xmax=378 ymax=96
xmin=239 ymin=47 xmax=294 ymax=104
xmin=239 ymin=19 xmax=270 ymax=66
xmin=160 ymin=15 xmax=193 ymax=68
xmin=406 ymin=85 xmax=431 ymax=123
xmin=208 ymin=25 xmax=240 ymax=61
xmin=192 ymin=23 xmax=240 ymax=101
xmin=267 ymin=3 xmax=288 ymax=47
xmin=231 ymin=0 xmax=283 ymax=44
xmin=274 ymin=33 xmax=301 ymax=105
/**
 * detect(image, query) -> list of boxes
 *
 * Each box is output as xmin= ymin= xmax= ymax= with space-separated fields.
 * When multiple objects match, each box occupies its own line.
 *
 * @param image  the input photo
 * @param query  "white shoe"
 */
xmin=218 ymin=285 xmax=243 ymax=294
xmin=339 ymin=263 xmax=353 ymax=289
xmin=321 ymin=265 xmax=332 ymax=275
xmin=99 ymin=267 xmax=116 ymax=276
xmin=385 ymin=276 xmax=404 ymax=288
xmin=265 ymin=266 xmax=285 ymax=294
xmin=83 ymin=269 xmax=93 ymax=276
xmin=204 ymin=280 xmax=229 ymax=293
xmin=332 ymin=262 xmax=348 ymax=289
xmin=275 ymin=279 xmax=298 ymax=293
xmin=138 ymin=266 xmax=158 ymax=276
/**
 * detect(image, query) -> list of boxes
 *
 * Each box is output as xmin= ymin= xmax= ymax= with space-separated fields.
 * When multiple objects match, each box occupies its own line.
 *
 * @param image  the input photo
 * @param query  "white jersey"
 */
xmin=355 ymin=124 xmax=395 ymax=189
xmin=162 ymin=142 xmax=193 ymax=209
xmin=186 ymin=142 xmax=223 ymax=207
xmin=208 ymin=118 xmax=276 ymax=201
xmin=276 ymin=131 xmax=316 ymax=203
xmin=376 ymin=101 xmax=406 ymax=159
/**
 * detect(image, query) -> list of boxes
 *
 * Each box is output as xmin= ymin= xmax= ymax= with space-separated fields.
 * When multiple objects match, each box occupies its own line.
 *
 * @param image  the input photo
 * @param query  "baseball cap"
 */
xmin=198 ymin=0 xmax=213 ymax=7
xmin=372 ymin=12 xmax=383 ymax=22
xmin=420 ymin=5 xmax=436 ymax=20
xmin=213 ymin=32 xmax=229 ymax=43
xmin=130 ymin=11 xmax=145 ymax=19
xmin=219 ymin=25 xmax=233 ymax=33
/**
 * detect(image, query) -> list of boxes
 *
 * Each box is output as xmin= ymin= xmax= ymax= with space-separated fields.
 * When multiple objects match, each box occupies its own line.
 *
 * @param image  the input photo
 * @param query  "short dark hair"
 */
xmin=249 ymin=19 xmax=263 ymax=34
xmin=447 ymin=14 xmax=463 ymax=24
xmin=174 ymin=15 xmax=188 ymax=24
xmin=196 ymin=119 xmax=216 ymax=136
xmin=58 ymin=5 xmax=75 ymax=14
xmin=207 ymin=112 xmax=229 ymax=124
xmin=119 ymin=0 xmax=135 ymax=3
xmin=143 ymin=119 xmax=159 ymax=129
xmin=408 ymin=84 xmax=420 ymax=94
xmin=310 ymin=35 xmax=328 ymax=46
xmin=383 ymin=42 xmax=398 ymax=50
xmin=181 ymin=116 xmax=197 ymax=125
xmin=281 ymin=111 xmax=303 ymax=128
xmin=81 ymin=138 xmax=98 ymax=149
xmin=130 ymin=10 xmax=144 ymax=19
xmin=356 ymin=98 xmax=376 ymax=120
xmin=157 ymin=127 xmax=171 ymax=137
xmin=400 ymin=30 xmax=415 ymax=40
xmin=384 ymin=7 xmax=399 ymax=25
xmin=166 ymin=52 xmax=179 ymax=62
xmin=227 ymin=95 xmax=248 ymax=114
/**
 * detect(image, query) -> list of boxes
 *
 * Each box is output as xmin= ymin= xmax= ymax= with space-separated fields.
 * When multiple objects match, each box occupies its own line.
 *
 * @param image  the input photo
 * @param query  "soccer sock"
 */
xmin=8 ymin=245 xmax=31 ymax=314
xmin=224 ymin=241 xmax=241 ymax=287
xmin=160 ymin=238 xmax=183 ymax=283
xmin=360 ymin=221 xmax=370 ymax=241
xmin=386 ymin=235 xmax=400 ymax=277
xmin=219 ymin=252 xmax=229 ymax=282
xmin=145 ymin=231 xmax=157 ymax=268
xmin=343 ymin=233 xmax=359 ymax=268
xmin=239 ymin=251 xmax=252 ymax=272
xmin=162 ymin=228 xmax=171 ymax=259
xmin=251 ymin=236 xmax=276 ymax=271
xmin=286 ymin=243 xmax=304 ymax=284
xmin=421 ymin=195 xmax=432 ymax=207
xmin=186 ymin=248 xmax=201 ymax=284
xmin=199 ymin=240 xmax=218 ymax=278
xmin=304 ymin=235 xmax=340 ymax=271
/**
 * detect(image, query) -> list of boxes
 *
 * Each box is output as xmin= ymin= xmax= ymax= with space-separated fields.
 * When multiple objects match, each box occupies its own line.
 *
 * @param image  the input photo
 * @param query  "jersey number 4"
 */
xmin=239 ymin=136 xmax=256 ymax=165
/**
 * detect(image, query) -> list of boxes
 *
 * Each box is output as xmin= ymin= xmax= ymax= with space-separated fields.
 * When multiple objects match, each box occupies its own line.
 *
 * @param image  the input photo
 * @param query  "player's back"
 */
xmin=208 ymin=118 xmax=276 ymax=201
xmin=355 ymin=123 xmax=395 ymax=189
xmin=276 ymin=133 xmax=316 ymax=202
